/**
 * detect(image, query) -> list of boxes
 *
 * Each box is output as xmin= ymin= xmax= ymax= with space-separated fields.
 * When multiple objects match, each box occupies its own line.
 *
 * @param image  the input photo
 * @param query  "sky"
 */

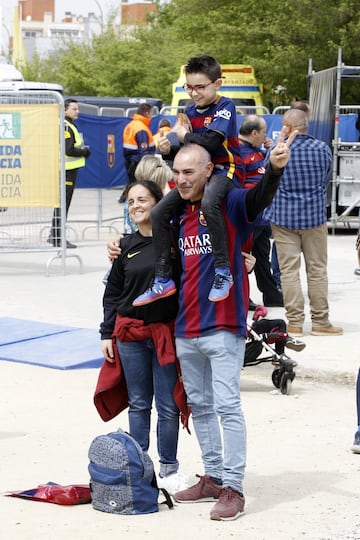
xmin=0 ymin=0 xmax=115 ymax=55
xmin=0 ymin=0 xmax=114 ymax=31
xmin=55 ymin=0 xmax=113 ymax=21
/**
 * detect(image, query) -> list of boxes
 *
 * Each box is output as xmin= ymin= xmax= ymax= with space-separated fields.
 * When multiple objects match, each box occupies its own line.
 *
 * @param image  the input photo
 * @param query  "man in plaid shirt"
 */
xmin=264 ymin=108 xmax=343 ymax=337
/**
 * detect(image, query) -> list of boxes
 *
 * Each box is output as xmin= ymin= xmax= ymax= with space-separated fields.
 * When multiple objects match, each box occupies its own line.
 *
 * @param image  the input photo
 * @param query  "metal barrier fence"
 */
xmin=0 ymin=91 xmax=83 ymax=275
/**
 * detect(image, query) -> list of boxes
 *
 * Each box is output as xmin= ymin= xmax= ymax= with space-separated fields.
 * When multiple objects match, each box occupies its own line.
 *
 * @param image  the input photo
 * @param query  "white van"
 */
xmin=0 ymin=63 xmax=24 ymax=82
xmin=0 ymin=80 xmax=63 ymax=93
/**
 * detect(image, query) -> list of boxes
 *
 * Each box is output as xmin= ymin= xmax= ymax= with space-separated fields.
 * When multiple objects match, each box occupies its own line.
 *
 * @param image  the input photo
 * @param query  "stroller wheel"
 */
xmin=271 ymin=368 xmax=281 ymax=388
xmin=280 ymin=372 xmax=292 ymax=395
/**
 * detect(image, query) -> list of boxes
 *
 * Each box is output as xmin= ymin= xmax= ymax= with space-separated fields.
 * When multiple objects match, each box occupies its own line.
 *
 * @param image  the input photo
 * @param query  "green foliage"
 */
xmin=23 ymin=0 xmax=360 ymax=106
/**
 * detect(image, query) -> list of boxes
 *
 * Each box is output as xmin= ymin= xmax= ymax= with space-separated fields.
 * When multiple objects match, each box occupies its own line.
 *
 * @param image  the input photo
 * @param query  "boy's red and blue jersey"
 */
xmin=185 ymin=96 xmax=244 ymax=186
xmin=175 ymin=188 xmax=256 ymax=338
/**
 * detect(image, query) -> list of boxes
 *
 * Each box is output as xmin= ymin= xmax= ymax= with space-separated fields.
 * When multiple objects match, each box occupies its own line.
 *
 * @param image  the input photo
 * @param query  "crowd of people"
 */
xmin=96 ymin=54 xmax=359 ymax=523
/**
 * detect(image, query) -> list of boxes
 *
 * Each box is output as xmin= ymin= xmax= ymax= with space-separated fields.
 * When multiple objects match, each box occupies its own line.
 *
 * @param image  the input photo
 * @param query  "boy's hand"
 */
xmin=159 ymin=134 xmax=171 ymax=155
xmin=172 ymin=112 xmax=192 ymax=142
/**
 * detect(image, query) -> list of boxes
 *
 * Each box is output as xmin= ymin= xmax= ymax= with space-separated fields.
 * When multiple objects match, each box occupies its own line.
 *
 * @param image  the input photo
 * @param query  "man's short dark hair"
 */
xmin=239 ymin=115 xmax=263 ymax=136
xmin=137 ymin=103 xmax=153 ymax=116
xmin=158 ymin=118 xmax=171 ymax=128
xmin=64 ymin=98 xmax=78 ymax=111
xmin=184 ymin=55 xmax=222 ymax=81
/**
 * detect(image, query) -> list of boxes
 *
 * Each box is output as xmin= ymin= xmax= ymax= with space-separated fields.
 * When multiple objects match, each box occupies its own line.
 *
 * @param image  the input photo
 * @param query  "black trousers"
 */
xmin=252 ymin=225 xmax=283 ymax=305
xmin=50 ymin=168 xmax=78 ymax=240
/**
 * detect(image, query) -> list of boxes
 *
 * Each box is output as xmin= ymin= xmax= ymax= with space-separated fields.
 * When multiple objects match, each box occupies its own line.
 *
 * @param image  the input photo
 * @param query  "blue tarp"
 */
xmin=0 ymin=318 xmax=103 ymax=370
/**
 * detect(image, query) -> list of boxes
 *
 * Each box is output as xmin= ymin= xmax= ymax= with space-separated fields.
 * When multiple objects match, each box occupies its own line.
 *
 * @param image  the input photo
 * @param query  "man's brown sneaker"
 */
xmin=173 ymin=474 xmax=221 ymax=503
xmin=210 ymin=487 xmax=245 ymax=521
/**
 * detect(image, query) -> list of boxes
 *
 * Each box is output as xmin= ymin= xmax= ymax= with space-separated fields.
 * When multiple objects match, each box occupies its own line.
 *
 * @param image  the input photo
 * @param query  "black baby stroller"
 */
xmin=244 ymin=306 xmax=305 ymax=395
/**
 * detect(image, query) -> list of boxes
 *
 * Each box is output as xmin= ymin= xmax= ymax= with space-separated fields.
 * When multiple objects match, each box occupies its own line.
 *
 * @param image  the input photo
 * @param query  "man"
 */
xmin=264 ymin=108 xmax=343 ymax=337
xmin=122 ymin=103 xmax=155 ymax=184
xmin=49 ymin=99 xmax=90 ymax=248
xmin=171 ymin=132 xmax=295 ymax=521
xmin=238 ymin=114 xmax=284 ymax=308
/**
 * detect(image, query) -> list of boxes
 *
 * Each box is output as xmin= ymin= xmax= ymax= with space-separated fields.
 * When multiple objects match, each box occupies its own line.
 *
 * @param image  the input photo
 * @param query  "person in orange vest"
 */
xmin=123 ymin=103 xmax=155 ymax=184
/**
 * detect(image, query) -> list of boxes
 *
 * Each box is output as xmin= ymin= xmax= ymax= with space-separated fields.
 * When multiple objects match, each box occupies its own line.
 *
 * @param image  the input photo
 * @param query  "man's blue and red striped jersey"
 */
xmin=238 ymin=138 xmax=266 ymax=188
xmin=175 ymin=188 xmax=257 ymax=339
xmin=185 ymin=96 xmax=244 ymax=186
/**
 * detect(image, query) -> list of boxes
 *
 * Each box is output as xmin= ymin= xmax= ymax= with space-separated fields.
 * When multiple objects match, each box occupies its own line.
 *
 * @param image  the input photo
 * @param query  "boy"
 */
xmin=133 ymin=55 xmax=244 ymax=306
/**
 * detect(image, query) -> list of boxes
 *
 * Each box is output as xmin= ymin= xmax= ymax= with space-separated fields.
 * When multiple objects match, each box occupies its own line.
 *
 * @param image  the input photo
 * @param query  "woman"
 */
xmin=100 ymin=180 xmax=187 ymax=494
xmin=123 ymin=155 xmax=173 ymax=234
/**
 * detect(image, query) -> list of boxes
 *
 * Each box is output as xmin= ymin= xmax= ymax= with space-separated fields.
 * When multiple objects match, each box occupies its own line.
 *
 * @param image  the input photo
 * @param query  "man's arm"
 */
xmin=245 ymin=166 xmax=283 ymax=221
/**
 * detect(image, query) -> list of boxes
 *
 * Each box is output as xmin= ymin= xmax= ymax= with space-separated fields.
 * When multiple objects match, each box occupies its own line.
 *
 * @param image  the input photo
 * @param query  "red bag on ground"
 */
xmin=7 ymin=482 xmax=91 ymax=505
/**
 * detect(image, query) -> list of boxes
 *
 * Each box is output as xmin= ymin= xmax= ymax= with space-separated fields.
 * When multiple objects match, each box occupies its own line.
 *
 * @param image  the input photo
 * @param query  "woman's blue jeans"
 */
xmin=116 ymin=338 xmax=180 ymax=477
xmin=176 ymin=330 xmax=246 ymax=493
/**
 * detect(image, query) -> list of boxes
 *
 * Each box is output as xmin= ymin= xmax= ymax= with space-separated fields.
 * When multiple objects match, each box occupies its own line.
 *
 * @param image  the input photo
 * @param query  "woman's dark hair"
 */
xmin=127 ymin=180 xmax=163 ymax=204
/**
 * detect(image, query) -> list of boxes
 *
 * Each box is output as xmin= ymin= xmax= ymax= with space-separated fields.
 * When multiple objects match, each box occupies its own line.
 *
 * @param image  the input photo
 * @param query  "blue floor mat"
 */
xmin=0 ymin=317 xmax=75 ymax=346
xmin=0 ymin=318 xmax=103 ymax=370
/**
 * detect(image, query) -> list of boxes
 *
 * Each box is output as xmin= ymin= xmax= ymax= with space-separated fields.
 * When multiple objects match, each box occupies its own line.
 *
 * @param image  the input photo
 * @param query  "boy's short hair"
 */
xmin=184 ymin=55 xmax=222 ymax=81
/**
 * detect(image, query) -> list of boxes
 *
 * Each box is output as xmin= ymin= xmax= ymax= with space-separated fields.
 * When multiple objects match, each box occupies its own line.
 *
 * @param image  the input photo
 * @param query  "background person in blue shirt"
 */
xmin=264 ymin=108 xmax=343 ymax=337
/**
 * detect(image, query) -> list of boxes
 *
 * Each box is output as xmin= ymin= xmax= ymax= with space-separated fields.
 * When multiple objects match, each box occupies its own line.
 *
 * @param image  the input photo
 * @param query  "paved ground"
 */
xmin=0 ymin=189 xmax=359 ymax=539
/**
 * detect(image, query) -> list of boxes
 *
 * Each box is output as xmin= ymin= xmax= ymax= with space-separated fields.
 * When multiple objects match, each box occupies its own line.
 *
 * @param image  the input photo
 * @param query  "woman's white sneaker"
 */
xmin=157 ymin=471 xmax=189 ymax=495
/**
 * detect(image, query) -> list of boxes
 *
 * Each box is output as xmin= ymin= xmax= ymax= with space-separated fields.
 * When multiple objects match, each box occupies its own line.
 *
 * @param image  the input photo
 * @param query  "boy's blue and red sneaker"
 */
xmin=132 ymin=278 xmax=176 ymax=307
xmin=208 ymin=273 xmax=234 ymax=302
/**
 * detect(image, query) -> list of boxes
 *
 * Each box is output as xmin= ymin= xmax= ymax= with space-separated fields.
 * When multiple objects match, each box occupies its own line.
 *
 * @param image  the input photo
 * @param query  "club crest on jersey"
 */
xmin=141 ymin=142 xmax=148 ymax=150
xmin=199 ymin=210 xmax=207 ymax=226
xmin=204 ymin=116 xmax=212 ymax=128
xmin=107 ymin=134 xmax=115 ymax=168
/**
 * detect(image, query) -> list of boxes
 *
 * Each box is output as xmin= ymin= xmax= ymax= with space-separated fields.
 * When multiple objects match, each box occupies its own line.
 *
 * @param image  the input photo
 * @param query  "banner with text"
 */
xmin=0 ymin=104 xmax=60 ymax=207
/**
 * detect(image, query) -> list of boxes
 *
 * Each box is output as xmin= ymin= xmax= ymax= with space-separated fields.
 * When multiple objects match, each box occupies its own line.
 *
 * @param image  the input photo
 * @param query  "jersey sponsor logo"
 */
xmin=213 ymin=108 xmax=231 ymax=121
xmin=178 ymin=232 xmax=212 ymax=256
xmin=127 ymin=251 xmax=141 ymax=259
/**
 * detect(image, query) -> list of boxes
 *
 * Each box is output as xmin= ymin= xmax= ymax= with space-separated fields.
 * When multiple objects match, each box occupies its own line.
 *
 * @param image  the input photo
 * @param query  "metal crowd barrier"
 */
xmin=0 ymin=90 xmax=82 ymax=275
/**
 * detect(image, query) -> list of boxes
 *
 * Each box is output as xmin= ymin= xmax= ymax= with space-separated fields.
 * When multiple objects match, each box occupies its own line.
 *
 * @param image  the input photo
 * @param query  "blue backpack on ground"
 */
xmin=88 ymin=428 xmax=172 ymax=515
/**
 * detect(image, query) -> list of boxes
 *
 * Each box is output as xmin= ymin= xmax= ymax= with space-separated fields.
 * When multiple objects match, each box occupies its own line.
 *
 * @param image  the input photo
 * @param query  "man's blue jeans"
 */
xmin=116 ymin=338 xmax=180 ymax=477
xmin=176 ymin=330 xmax=246 ymax=493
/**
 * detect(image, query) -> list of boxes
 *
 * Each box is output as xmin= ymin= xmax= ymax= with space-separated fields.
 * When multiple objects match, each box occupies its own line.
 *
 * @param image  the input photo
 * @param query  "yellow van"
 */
xmin=171 ymin=64 xmax=265 ymax=113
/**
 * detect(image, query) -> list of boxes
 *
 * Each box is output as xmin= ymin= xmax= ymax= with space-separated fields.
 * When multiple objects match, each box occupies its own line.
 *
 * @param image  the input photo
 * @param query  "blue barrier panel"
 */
xmin=338 ymin=114 xmax=358 ymax=142
xmin=76 ymin=114 xmax=130 ymax=188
